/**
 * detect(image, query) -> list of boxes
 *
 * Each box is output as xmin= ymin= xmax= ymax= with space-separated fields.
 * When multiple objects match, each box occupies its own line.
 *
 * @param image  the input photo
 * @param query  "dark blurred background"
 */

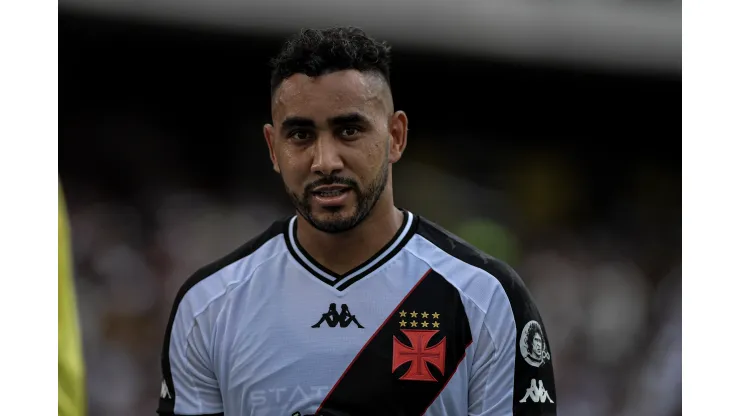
xmin=59 ymin=1 xmax=681 ymax=415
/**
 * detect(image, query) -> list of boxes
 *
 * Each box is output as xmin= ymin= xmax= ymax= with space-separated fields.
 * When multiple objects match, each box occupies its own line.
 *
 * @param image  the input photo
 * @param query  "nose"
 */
xmin=311 ymin=135 xmax=344 ymax=176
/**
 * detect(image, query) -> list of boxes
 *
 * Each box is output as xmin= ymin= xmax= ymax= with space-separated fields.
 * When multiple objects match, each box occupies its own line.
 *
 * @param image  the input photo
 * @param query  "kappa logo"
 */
xmin=391 ymin=309 xmax=446 ymax=382
xmin=519 ymin=379 xmax=554 ymax=403
xmin=160 ymin=380 xmax=171 ymax=400
xmin=519 ymin=320 xmax=551 ymax=367
xmin=311 ymin=303 xmax=364 ymax=328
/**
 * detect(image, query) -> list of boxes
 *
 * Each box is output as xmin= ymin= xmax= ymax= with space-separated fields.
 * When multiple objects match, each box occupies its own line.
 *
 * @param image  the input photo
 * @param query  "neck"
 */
xmin=295 ymin=192 xmax=404 ymax=275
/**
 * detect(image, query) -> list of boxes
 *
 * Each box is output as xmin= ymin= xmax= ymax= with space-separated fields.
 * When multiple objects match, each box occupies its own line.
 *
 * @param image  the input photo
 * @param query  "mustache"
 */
xmin=305 ymin=176 xmax=359 ymax=193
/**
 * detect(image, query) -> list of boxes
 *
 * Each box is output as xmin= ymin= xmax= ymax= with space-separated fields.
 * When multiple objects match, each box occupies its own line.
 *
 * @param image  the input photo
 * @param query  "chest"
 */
xmin=211 ymin=260 xmax=473 ymax=415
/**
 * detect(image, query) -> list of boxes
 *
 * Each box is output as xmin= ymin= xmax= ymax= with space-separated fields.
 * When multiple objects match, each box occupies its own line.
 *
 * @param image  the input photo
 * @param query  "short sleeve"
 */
xmin=158 ymin=296 xmax=223 ymax=416
xmin=468 ymin=269 xmax=557 ymax=415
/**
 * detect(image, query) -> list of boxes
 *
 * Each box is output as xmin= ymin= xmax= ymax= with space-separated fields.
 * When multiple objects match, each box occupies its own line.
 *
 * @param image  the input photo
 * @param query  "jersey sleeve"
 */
xmin=158 ymin=293 xmax=224 ymax=416
xmin=468 ymin=267 xmax=557 ymax=416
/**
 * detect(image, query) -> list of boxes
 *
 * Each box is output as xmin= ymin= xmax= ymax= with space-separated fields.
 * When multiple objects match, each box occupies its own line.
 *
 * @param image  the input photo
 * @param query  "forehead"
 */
xmin=272 ymin=70 xmax=387 ymax=122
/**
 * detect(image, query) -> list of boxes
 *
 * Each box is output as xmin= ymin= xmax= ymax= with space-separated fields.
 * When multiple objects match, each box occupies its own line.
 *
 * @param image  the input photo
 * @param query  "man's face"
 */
xmin=264 ymin=70 xmax=406 ymax=233
xmin=533 ymin=333 xmax=543 ymax=356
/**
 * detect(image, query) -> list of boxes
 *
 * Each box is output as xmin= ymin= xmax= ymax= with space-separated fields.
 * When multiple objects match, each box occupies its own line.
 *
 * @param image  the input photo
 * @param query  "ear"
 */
xmin=388 ymin=111 xmax=408 ymax=164
xmin=263 ymin=124 xmax=281 ymax=173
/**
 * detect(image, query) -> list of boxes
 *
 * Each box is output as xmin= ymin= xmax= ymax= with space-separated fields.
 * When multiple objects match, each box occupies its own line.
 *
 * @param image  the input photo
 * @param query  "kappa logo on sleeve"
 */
xmin=519 ymin=379 xmax=554 ymax=404
xmin=160 ymin=379 xmax=171 ymax=399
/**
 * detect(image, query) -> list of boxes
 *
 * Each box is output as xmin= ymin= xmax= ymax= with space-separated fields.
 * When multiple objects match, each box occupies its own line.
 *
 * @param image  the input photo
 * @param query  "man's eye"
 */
xmin=289 ymin=130 xmax=312 ymax=141
xmin=340 ymin=127 xmax=360 ymax=138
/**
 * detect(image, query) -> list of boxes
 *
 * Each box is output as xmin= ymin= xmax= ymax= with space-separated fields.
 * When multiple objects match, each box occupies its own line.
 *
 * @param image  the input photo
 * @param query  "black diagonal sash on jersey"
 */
xmin=315 ymin=269 xmax=473 ymax=416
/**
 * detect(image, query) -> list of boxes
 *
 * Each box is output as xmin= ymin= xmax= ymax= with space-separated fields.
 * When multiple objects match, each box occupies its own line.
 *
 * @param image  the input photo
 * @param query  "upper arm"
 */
xmin=468 ymin=272 xmax=557 ymax=416
xmin=158 ymin=295 xmax=224 ymax=416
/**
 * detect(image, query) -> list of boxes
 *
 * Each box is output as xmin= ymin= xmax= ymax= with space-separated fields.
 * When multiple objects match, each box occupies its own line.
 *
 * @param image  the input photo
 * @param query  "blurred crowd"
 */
xmin=64 ymin=158 xmax=681 ymax=416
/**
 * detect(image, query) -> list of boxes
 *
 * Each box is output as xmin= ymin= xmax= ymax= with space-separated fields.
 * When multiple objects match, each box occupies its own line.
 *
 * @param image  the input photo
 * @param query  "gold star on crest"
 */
xmin=400 ymin=320 xmax=407 ymax=327
xmin=410 ymin=311 xmax=418 ymax=318
xmin=410 ymin=321 xmax=418 ymax=328
xmin=432 ymin=321 xmax=440 ymax=328
xmin=421 ymin=312 xmax=429 ymax=319
xmin=399 ymin=310 xmax=407 ymax=318
xmin=421 ymin=321 xmax=429 ymax=328
xmin=432 ymin=312 xmax=440 ymax=320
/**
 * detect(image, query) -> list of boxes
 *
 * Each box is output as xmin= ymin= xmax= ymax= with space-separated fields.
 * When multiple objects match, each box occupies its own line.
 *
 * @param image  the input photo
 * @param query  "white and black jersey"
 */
xmin=157 ymin=211 xmax=557 ymax=416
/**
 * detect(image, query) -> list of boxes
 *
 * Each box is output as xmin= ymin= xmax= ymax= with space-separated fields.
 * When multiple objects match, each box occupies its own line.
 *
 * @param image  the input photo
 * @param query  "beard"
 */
xmin=286 ymin=162 xmax=389 ymax=234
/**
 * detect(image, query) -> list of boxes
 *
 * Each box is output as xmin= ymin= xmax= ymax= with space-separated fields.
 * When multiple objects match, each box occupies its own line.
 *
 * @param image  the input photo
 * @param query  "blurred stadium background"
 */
xmin=58 ymin=1 xmax=681 ymax=415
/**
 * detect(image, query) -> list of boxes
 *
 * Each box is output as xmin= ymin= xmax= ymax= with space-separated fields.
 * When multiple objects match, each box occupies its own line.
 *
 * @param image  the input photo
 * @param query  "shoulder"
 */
xmin=411 ymin=216 xmax=536 ymax=319
xmin=167 ymin=216 xmax=290 ymax=320
xmin=413 ymin=216 xmax=557 ymax=409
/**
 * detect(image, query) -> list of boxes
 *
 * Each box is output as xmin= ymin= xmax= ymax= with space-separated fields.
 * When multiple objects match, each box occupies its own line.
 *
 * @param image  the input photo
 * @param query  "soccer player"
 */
xmin=59 ymin=182 xmax=86 ymax=416
xmin=157 ymin=27 xmax=556 ymax=416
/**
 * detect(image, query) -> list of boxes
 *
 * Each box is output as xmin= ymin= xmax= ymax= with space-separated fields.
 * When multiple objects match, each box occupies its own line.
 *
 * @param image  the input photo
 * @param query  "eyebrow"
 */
xmin=280 ymin=113 xmax=371 ymax=131
xmin=281 ymin=116 xmax=315 ymax=131
xmin=328 ymin=113 xmax=371 ymax=126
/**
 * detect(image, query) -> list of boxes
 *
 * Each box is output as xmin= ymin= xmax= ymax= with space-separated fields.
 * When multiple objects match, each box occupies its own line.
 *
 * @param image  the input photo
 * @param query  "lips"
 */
xmin=311 ymin=185 xmax=351 ymax=197
xmin=310 ymin=185 xmax=352 ymax=206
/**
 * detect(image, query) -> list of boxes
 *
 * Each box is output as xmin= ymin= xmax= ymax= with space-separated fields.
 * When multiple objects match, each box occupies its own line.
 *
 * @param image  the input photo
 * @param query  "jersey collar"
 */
xmin=285 ymin=210 xmax=417 ymax=291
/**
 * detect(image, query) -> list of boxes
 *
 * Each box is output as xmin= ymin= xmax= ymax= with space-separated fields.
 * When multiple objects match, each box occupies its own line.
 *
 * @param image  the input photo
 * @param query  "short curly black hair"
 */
xmin=269 ymin=27 xmax=392 ymax=97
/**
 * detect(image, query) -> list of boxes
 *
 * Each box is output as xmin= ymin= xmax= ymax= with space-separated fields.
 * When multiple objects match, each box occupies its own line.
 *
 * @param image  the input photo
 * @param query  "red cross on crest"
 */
xmin=392 ymin=329 xmax=446 ymax=382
